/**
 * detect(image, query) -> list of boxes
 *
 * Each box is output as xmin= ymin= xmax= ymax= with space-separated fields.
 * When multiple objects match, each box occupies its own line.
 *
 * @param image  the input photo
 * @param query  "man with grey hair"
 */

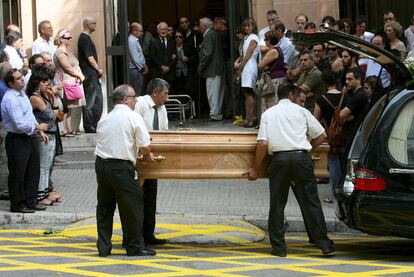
xmin=148 ymin=22 xmax=177 ymax=87
xmin=198 ymin=17 xmax=224 ymax=121
xmin=296 ymin=51 xmax=323 ymax=112
xmin=258 ymin=10 xmax=279 ymax=55
xmin=128 ymin=22 xmax=147 ymax=96
xmin=78 ymin=16 xmax=103 ymax=133
xmin=135 ymin=78 xmax=169 ymax=245
xmin=32 ymin=20 xmax=57 ymax=56
xmin=95 ymin=84 xmax=156 ymax=257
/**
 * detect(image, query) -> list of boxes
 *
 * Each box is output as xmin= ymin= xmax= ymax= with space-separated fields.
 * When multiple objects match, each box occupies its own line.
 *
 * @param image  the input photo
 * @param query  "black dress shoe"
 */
xmin=321 ymin=245 xmax=335 ymax=255
xmin=127 ymin=247 xmax=156 ymax=256
xmin=10 ymin=206 xmax=35 ymax=213
xmin=270 ymin=249 xmax=287 ymax=257
xmin=30 ymin=204 xmax=47 ymax=211
xmin=84 ymin=127 xmax=96 ymax=133
xmin=98 ymin=251 xmax=111 ymax=257
xmin=144 ymin=237 xmax=167 ymax=245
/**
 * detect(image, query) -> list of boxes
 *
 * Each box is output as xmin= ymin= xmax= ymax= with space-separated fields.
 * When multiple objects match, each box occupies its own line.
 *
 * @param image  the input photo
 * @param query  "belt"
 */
xmin=273 ymin=150 xmax=307 ymax=154
xmin=96 ymin=156 xmax=133 ymax=164
xmin=7 ymin=132 xmax=30 ymax=137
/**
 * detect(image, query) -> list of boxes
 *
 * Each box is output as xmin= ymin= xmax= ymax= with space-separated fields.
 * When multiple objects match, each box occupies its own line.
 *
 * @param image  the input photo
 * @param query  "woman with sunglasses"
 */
xmin=326 ymin=44 xmax=343 ymax=73
xmin=173 ymin=29 xmax=196 ymax=94
xmin=53 ymin=29 xmax=86 ymax=137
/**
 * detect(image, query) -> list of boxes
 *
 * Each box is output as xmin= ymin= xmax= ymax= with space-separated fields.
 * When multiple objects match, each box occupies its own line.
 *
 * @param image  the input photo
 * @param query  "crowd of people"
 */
xmin=0 ymin=17 xmax=104 ymax=212
xmin=0 ymin=8 xmax=412 ymax=257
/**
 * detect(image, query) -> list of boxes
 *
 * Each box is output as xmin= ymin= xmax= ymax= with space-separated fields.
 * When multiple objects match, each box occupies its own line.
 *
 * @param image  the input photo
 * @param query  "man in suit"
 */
xmin=148 ymin=22 xmax=177 ymax=88
xmin=198 ymin=17 xmax=224 ymax=121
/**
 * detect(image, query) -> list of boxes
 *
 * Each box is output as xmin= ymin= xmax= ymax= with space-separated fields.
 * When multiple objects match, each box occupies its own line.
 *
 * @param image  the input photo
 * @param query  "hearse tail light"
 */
xmin=354 ymin=167 xmax=387 ymax=191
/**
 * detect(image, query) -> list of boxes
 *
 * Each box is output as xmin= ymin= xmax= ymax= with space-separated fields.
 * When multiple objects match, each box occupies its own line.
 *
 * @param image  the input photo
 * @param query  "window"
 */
xmin=388 ymin=99 xmax=414 ymax=165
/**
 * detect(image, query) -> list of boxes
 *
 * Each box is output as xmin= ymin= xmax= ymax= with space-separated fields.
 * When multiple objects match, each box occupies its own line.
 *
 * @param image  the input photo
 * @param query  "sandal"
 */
xmin=69 ymin=130 xmax=82 ymax=135
xmin=323 ymin=198 xmax=334 ymax=203
xmin=38 ymin=198 xmax=54 ymax=206
xmin=61 ymin=132 xmax=75 ymax=137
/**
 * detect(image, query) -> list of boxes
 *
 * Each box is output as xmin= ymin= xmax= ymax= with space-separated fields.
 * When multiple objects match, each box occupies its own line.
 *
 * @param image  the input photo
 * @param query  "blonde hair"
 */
xmin=385 ymin=21 xmax=403 ymax=38
xmin=54 ymin=29 xmax=68 ymax=46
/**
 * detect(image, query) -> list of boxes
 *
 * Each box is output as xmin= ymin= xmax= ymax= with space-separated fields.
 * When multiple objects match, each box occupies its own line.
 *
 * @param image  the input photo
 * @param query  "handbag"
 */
xmin=255 ymin=72 xmax=275 ymax=97
xmin=63 ymin=79 xmax=84 ymax=101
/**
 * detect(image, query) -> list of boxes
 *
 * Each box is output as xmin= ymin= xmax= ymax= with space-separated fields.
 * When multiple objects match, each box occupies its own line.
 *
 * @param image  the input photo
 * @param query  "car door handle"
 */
xmin=389 ymin=168 xmax=414 ymax=174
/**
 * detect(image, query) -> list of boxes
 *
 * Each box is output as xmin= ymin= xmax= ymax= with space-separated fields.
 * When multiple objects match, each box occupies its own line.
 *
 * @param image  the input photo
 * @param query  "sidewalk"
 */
xmin=0 ymin=119 xmax=350 ymax=233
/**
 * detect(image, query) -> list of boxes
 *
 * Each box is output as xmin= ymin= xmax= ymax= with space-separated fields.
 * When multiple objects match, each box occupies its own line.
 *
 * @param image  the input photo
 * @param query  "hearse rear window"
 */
xmin=388 ymin=99 xmax=414 ymax=165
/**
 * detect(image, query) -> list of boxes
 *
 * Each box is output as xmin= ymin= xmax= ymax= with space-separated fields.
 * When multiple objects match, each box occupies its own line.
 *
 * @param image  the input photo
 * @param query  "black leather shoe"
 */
xmin=29 ymin=204 xmax=47 ymax=211
xmin=84 ymin=127 xmax=96 ymax=133
xmin=10 ymin=206 xmax=35 ymax=213
xmin=321 ymin=245 xmax=335 ymax=255
xmin=99 ymin=251 xmax=111 ymax=257
xmin=270 ymin=249 xmax=287 ymax=257
xmin=127 ymin=247 xmax=156 ymax=256
xmin=144 ymin=237 xmax=167 ymax=245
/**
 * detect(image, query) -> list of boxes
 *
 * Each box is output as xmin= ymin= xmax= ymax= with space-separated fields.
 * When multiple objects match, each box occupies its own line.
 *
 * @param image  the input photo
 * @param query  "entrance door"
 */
xmin=103 ymin=0 xmax=129 ymax=110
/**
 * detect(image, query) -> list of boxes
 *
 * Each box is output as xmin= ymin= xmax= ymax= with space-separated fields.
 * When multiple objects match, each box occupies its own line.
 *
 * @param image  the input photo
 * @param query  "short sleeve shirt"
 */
xmin=297 ymin=66 xmax=324 ymax=111
xmin=78 ymin=33 xmax=98 ymax=77
xmin=315 ymin=92 xmax=347 ymax=126
xmin=257 ymin=99 xmax=325 ymax=154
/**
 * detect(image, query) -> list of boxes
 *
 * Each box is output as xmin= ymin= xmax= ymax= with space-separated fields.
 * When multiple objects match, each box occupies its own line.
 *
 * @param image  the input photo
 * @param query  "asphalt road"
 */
xmin=0 ymin=222 xmax=413 ymax=277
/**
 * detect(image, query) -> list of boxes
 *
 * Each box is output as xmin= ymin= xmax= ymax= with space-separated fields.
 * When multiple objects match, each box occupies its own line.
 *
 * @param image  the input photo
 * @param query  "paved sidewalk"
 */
xmin=0 ymin=119 xmax=350 ymax=233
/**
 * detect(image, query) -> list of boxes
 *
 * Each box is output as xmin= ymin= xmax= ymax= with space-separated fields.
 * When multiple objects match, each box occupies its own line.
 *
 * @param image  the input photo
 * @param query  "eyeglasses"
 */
xmin=385 ymin=29 xmax=393 ymax=33
xmin=327 ymin=47 xmax=337 ymax=51
xmin=175 ymin=35 xmax=183 ymax=38
xmin=62 ymin=36 xmax=72 ymax=40
xmin=125 ymin=95 xmax=136 ymax=99
xmin=89 ymin=22 xmax=97 ymax=25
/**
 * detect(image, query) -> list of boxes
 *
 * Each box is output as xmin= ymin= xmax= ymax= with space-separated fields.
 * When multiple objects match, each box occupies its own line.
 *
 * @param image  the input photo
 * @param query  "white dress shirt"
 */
xmin=4 ymin=45 xmax=23 ymax=70
xmin=95 ymin=104 xmax=150 ymax=164
xmin=257 ymin=99 xmax=324 ymax=154
xmin=134 ymin=94 xmax=168 ymax=131
xmin=32 ymin=36 xmax=57 ymax=56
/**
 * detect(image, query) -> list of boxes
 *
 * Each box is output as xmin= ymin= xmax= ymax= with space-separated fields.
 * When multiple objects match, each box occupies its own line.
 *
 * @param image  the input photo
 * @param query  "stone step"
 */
xmin=61 ymin=133 xmax=97 ymax=148
xmin=54 ymin=159 xmax=95 ymax=169
xmin=59 ymin=147 xmax=95 ymax=162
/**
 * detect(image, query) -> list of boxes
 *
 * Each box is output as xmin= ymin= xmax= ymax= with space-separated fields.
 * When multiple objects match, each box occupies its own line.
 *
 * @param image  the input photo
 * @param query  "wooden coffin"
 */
xmin=136 ymin=131 xmax=329 ymax=179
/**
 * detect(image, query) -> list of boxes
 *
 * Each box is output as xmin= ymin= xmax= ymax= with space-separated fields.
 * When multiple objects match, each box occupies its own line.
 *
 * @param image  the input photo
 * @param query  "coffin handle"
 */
xmin=137 ymin=155 xmax=166 ymax=161
xmin=311 ymin=155 xmax=321 ymax=161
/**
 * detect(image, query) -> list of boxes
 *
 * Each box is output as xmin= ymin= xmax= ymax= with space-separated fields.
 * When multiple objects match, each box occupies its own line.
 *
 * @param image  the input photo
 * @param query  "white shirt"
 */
xmin=258 ymin=26 xmax=270 ymax=47
xmin=278 ymin=36 xmax=294 ymax=67
xmin=365 ymin=59 xmax=390 ymax=88
xmin=95 ymin=104 xmax=151 ymax=164
xmin=32 ymin=36 xmax=57 ymax=56
xmin=4 ymin=45 xmax=23 ymax=70
xmin=134 ymin=94 xmax=168 ymax=131
xmin=405 ymin=27 xmax=414 ymax=53
xmin=257 ymin=99 xmax=325 ymax=154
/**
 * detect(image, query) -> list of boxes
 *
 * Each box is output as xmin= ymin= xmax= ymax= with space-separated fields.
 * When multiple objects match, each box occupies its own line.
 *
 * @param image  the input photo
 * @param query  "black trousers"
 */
xmin=268 ymin=152 xmax=331 ymax=252
xmin=82 ymin=76 xmax=103 ymax=131
xmin=95 ymin=157 xmax=144 ymax=255
xmin=142 ymin=179 xmax=158 ymax=240
xmin=128 ymin=68 xmax=144 ymax=96
xmin=5 ymin=133 xmax=39 ymax=209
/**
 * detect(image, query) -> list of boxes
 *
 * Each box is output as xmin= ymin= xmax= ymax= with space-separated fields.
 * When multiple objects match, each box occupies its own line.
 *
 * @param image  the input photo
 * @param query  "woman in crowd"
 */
xmin=258 ymin=30 xmax=286 ymax=113
xmin=54 ymin=29 xmax=86 ymax=136
xmin=385 ymin=21 xmax=406 ymax=60
xmin=26 ymin=64 xmax=60 ymax=205
xmin=327 ymin=44 xmax=343 ymax=73
xmin=364 ymin=75 xmax=383 ymax=100
xmin=174 ymin=28 xmax=197 ymax=94
xmin=314 ymin=69 xmax=347 ymax=204
xmin=4 ymin=31 xmax=28 ymax=70
xmin=234 ymin=17 xmax=259 ymax=128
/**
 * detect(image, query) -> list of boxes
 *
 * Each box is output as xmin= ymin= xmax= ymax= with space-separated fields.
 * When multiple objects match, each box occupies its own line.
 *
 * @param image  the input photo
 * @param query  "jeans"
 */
xmin=35 ymin=135 xmax=56 ymax=201
xmin=327 ymin=151 xmax=341 ymax=197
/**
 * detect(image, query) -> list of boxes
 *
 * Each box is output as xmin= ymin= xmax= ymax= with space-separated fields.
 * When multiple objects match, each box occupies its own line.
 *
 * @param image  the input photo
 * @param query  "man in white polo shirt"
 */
xmin=95 ymin=84 xmax=156 ymax=257
xmin=32 ymin=20 xmax=57 ymax=56
xmin=247 ymin=83 xmax=334 ymax=257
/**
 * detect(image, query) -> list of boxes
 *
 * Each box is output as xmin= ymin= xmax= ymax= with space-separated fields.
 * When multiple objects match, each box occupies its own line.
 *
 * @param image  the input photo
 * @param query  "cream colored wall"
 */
xmin=20 ymin=0 xmax=108 ymax=115
xmin=252 ymin=0 xmax=339 ymax=32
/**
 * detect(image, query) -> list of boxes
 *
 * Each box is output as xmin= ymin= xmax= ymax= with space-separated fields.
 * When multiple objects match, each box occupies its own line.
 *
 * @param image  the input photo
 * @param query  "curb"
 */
xmin=0 ymin=211 xmax=355 ymax=233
